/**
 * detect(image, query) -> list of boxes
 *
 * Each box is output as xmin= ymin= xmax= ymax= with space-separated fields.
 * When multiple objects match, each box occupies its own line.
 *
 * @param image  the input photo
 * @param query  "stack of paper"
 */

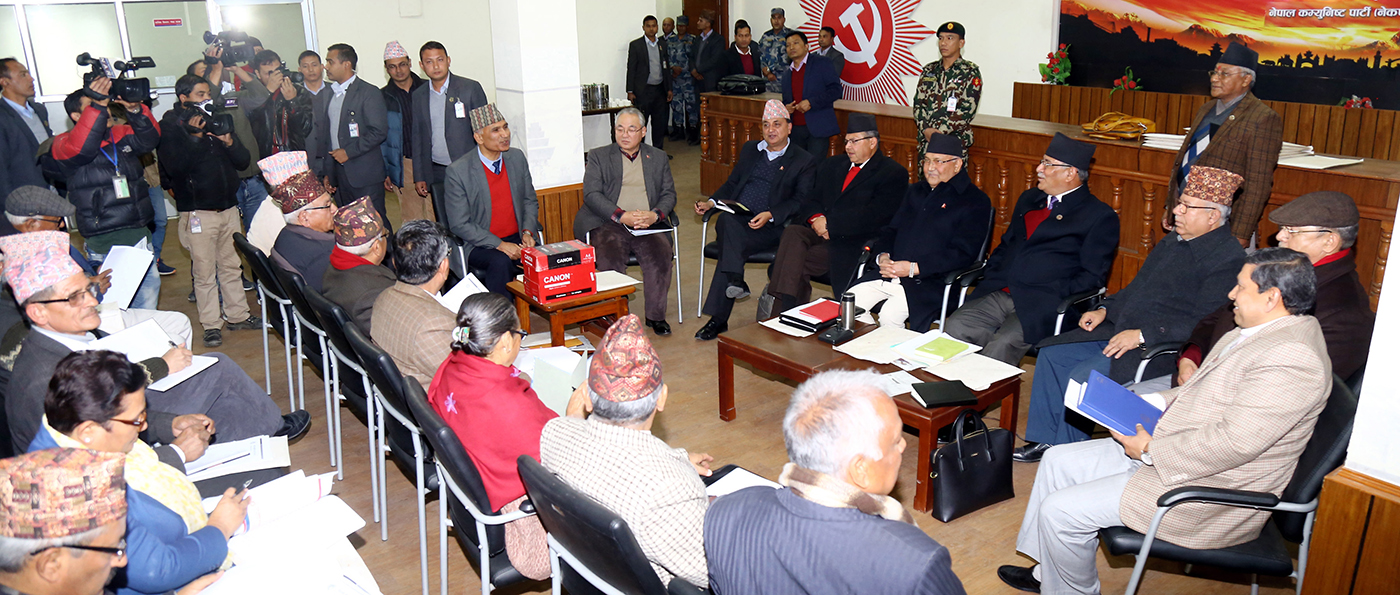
xmin=596 ymin=270 xmax=642 ymax=292
xmin=185 ymin=436 xmax=290 ymax=482
xmin=98 ymin=237 xmax=153 ymax=309
xmin=513 ymin=346 xmax=588 ymax=415
xmin=1278 ymin=154 xmax=1364 ymax=170
xmin=435 ymin=274 xmax=488 ymax=313
xmin=1064 ymin=370 xmax=1166 ymax=436
xmin=705 ymin=467 xmax=781 ymax=498
xmin=892 ymin=330 xmax=980 ymax=367
xmin=89 ymin=319 xmax=216 ymax=390
xmin=778 ymin=298 xmax=841 ymax=332
xmin=200 ymin=470 xmax=340 ymax=537
xmin=1278 ymin=142 xmax=1314 ymax=159
xmin=834 ymin=325 xmax=921 ymax=365
xmin=925 ymin=353 xmax=1025 ymax=391
xmin=1144 ymin=133 xmax=1321 ymax=165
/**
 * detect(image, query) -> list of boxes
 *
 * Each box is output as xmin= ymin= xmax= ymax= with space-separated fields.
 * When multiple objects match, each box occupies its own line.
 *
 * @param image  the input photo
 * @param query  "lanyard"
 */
xmin=98 ymin=129 xmax=119 ymax=169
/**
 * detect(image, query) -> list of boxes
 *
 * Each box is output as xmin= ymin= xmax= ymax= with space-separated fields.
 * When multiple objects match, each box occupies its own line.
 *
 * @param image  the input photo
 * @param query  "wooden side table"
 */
xmin=507 ymin=281 xmax=636 ymax=346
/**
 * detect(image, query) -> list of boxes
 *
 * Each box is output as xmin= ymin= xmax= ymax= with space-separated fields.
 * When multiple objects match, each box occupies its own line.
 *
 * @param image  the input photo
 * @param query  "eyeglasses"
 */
xmin=109 ymin=410 xmax=148 ymax=428
xmin=614 ymin=126 xmax=644 ymax=135
xmin=1175 ymin=202 xmax=1218 ymax=212
xmin=511 ymin=329 xmax=528 ymax=338
xmin=304 ymin=205 xmax=334 ymax=211
xmin=1208 ymin=69 xmax=1245 ymax=80
xmin=1279 ymin=226 xmax=1333 ymax=236
xmin=34 ymin=540 xmax=126 ymax=559
xmin=926 ymin=157 xmax=960 ymax=165
xmin=31 ymin=283 xmax=100 ymax=307
xmin=843 ymin=135 xmax=876 ymax=146
xmin=1038 ymin=159 xmax=1074 ymax=169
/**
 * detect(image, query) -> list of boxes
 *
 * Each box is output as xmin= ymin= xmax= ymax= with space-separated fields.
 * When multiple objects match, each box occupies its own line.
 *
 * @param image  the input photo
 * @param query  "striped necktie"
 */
xmin=1178 ymin=123 xmax=1214 ymax=188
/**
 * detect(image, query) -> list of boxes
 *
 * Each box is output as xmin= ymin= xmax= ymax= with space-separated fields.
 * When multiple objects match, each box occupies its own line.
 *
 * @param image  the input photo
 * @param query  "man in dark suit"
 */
xmin=942 ymin=133 xmax=1120 ymax=366
xmin=1165 ymin=42 xmax=1283 ymax=246
xmin=627 ymin=16 xmax=672 ymax=150
xmin=813 ymin=27 xmax=845 ymax=78
xmin=849 ymin=133 xmax=992 ymax=332
xmin=411 ymin=41 xmax=488 ymax=215
xmin=781 ymin=30 xmax=843 ymax=159
xmin=0 ymin=58 xmax=51 ymax=235
xmin=310 ymin=43 xmax=390 ymax=220
xmin=689 ymin=10 xmax=727 ymax=97
xmin=323 ymin=196 xmax=395 ymax=333
xmin=442 ymin=104 xmax=541 ymax=296
xmin=1015 ymin=165 xmax=1246 ymax=462
xmin=724 ymin=20 xmax=760 ymax=77
xmin=694 ymin=99 xmax=817 ymax=340
xmin=761 ymin=113 xmax=908 ymax=316
xmin=575 ymin=108 xmax=677 ymax=335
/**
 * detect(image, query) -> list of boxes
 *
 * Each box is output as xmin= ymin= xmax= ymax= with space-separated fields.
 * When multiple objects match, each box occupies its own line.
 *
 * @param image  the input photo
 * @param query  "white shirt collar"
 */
xmin=34 ymin=327 xmax=95 ymax=352
xmin=431 ymin=75 xmax=451 ymax=95
xmin=737 ymin=45 xmax=751 ymax=55
xmin=790 ymin=55 xmax=808 ymax=71
xmin=645 ymin=36 xmax=659 ymax=47
xmin=331 ymin=74 xmax=358 ymax=96
xmin=3 ymin=96 xmax=34 ymax=118
xmin=757 ymin=140 xmax=788 ymax=160
xmin=479 ymin=149 xmax=503 ymax=170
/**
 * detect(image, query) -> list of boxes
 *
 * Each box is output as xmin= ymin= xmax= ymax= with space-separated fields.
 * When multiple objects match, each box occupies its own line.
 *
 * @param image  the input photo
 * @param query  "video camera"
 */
xmin=77 ymin=52 xmax=155 ymax=103
xmin=181 ymin=99 xmax=235 ymax=137
xmin=278 ymin=62 xmax=305 ymax=84
xmin=203 ymin=30 xmax=256 ymax=65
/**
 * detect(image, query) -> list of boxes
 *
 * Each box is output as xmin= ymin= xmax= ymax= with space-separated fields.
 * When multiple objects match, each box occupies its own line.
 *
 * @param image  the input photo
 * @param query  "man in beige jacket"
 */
xmin=999 ymin=247 xmax=1331 ymax=594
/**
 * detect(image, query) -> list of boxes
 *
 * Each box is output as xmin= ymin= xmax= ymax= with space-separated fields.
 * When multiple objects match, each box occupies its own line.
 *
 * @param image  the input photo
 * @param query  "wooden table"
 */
xmin=507 ymin=280 xmax=635 ymax=346
xmin=716 ymin=321 xmax=1021 ymax=514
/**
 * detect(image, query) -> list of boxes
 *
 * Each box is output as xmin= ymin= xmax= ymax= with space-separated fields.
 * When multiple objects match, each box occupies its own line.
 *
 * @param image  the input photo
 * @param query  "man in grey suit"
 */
xmin=443 ymin=103 xmax=540 ymax=296
xmin=310 ymin=43 xmax=390 ymax=221
xmin=411 ymin=41 xmax=488 ymax=218
xmin=575 ymin=108 xmax=677 ymax=335
xmin=813 ymin=27 xmax=846 ymax=77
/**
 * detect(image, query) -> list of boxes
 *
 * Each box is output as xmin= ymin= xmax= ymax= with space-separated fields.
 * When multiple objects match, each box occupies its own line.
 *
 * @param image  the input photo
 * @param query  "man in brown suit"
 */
xmin=322 ymin=196 xmax=395 ymax=332
xmin=370 ymin=219 xmax=455 ymax=389
xmin=1000 ymin=248 xmax=1331 ymax=594
xmin=1164 ymin=42 xmax=1283 ymax=247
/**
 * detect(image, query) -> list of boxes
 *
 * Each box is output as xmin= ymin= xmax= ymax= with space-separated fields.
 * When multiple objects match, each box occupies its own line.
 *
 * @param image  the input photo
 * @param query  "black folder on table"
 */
xmin=911 ymin=380 xmax=979 ymax=408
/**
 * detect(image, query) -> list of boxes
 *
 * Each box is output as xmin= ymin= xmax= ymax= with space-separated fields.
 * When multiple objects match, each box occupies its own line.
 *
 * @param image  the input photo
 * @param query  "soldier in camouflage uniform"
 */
xmin=667 ymin=15 xmax=699 ymax=140
xmin=912 ymin=22 xmax=982 ymax=157
xmin=757 ymin=7 xmax=795 ymax=93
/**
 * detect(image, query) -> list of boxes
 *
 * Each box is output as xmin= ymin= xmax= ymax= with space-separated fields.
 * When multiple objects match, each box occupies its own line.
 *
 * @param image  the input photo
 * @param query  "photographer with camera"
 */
xmin=41 ymin=73 xmax=163 ymax=309
xmin=158 ymin=74 xmax=262 ymax=348
xmin=200 ymin=43 xmax=269 ymax=233
xmin=247 ymin=50 xmax=312 ymax=158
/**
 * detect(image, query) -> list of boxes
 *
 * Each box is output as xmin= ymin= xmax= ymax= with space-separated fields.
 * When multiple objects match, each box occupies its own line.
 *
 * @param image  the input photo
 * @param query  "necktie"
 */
xmin=842 ymin=164 xmax=861 ymax=191
xmin=493 ymin=160 xmax=502 ymax=175
xmin=1048 ymin=195 xmax=1060 ymax=210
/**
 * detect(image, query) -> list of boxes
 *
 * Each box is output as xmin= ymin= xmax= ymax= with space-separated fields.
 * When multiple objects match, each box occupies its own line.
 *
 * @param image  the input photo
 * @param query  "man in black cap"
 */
xmin=1165 ymin=41 xmax=1283 ymax=247
xmin=912 ymin=22 xmax=981 ymax=156
xmin=942 ymin=132 xmax=1120 ymax=366
xmin=757 ymin=113 xmax=908 ymax=321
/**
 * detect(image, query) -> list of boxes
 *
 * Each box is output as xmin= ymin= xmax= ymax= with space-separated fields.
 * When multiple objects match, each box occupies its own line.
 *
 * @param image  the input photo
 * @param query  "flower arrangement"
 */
xmin=1110 ymin=67 xmax=1141 ymax=95
xmin=1340 ymin=95 xmax=1374 ymax=109
xmin=1040 ymin=44 xmax=1071 ymax=85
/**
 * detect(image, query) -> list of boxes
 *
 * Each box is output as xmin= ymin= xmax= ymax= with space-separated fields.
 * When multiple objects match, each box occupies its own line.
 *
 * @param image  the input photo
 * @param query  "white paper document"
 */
xmin=185 ymin=436 xmax=290 ymax=482
xmin=879 ymin=370 xmax=921 ymax=396
xmin=515 ymin=346 xmax=588 ymax=415
xmin=705 ymin=467 xmax=781 ymax=498
xmin=436 ymin=273 xmax=488 ymax=313
xmin=88 ymin=319 xmax=216 ymax=390
xmin=926 ymin=352 xmax=1025 ymax=391
xmin=1278 ymin=154 xmax=1365 ymax=170
xmin=97 ymin=240 xmax=154 ymax=308
xmin=1063 ymin=379 xmax=1166 ymax=432
xmin=760 ymin=317 xmax=814 ymax=338
xmin=596 ymin=270 xmax=643 ymax=292
xmin=834 ymin=325 xmax=921 ymax=364
xmin=891 ymin=330 xmax=981 ymax=367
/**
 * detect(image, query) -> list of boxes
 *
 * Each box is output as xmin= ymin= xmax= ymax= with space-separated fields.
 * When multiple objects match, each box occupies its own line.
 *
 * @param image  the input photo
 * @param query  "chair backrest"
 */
xmin=976 ymin=205 xmax=995 ymax=263
xmin=1274 ymin=373 xmax=1358 ymax=542
xmin=341 ymin=321 xmax=409 ymax=417
xmin=404 ymin=375 xmax=506 ymax=552
xmin=233 ymin=233 xmax=291 ymax=302
xmin=517 ymin=456 xmax=668 ymax=595
xmin=270 ymin=264 xmax=326 ymax=332
xmin=302 ymin=287 xmax=362 ymax=368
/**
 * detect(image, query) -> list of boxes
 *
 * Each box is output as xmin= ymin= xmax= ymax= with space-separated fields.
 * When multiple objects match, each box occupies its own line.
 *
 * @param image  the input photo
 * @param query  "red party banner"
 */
xmin=797 ymin=0 xmax=933 ymax=105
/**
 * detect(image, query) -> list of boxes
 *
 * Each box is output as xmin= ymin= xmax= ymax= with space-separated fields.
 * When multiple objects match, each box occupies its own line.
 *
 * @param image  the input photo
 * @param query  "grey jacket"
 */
xmin=443 ymin=147 xmax=540 ymax=259
xmin=0 ymin=98 xmax=51 ymax=234
xmin=816 ymin=47 xmax=845 ymax=77
xmin=410 ymin=73 xmax=488 ymax=186
xmin=574 ymin=143 xmax=677 ymax=240
xmin=309 ymin=76 xmax=388 ymax=188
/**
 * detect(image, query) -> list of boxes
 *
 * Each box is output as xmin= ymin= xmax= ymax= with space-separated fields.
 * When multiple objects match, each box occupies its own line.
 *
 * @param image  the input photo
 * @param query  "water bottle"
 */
xmin=840 ymin=292 xmax=855 ymax=331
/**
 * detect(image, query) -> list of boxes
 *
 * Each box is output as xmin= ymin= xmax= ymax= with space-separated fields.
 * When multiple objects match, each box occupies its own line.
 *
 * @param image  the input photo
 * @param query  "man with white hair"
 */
xmin=263 ymin=151 xmax=339 ymax=293
xmin=321 ymin=196 xmax=394 ymax=332
xmin=540 ymin=315 xmax=714 ymax=588
xmin=704 ymin=369 xmax=966 ymax=594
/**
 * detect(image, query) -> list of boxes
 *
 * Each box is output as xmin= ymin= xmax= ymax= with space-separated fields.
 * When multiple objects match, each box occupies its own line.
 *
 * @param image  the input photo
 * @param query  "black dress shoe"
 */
xmin=1013 ymin=442 xmax=1052 ymax=463
xmin=725 ymin=281 xmax=751 ymax=300
xmin=694 ymin=319 xmax=728 ymax=341
xmin=275 ymin=410 xmax=312 ymax=440
xmin=646 ymin=318 xmax=671 ymax=336
xmin=997 ymin=565 xmax=1041 ymax=593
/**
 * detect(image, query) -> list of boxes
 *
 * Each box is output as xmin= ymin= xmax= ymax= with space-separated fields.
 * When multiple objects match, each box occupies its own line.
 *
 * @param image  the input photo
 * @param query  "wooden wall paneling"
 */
xmin=1312 ymin=106 xmax=1334 ymax=153
xmin=1388 ymin=110 xmax=1400 ymax=160
xmin=1296 ymin=103 xmax=1317 ymax=147
xmin=1373 ymin=110 xmax=1395 ymax=161
xmin=1352 ymin=495 xmax=1400 ymax=594
xmin=1048 ymin=86 xmax=1063 ymax=125
xmin=1324 ymin=105 xmax=1348 ymax=155
xmin=1302 ymin=469 xmax=1378 ymax=595
xmin=1280 ymin=101 xmax=1301 ymax=143
xmin=1355 ymin=108 xmax=1378 ymax=157
xmin=537 ymin=183 xmax=585 ymax=244
xmin=1012 ymin=83 xmax=1026 ymax=119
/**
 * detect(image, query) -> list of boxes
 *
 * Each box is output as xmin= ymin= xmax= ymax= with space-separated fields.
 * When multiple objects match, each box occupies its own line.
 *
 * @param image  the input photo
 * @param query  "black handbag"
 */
xmin=929 ymin=409 xmax=1014 ymax=522
xmin=718 ymin=74 xmax=765 ymax=95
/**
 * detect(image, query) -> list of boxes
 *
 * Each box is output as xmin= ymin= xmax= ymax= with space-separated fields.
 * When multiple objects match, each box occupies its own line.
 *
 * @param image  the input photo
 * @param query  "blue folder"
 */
xmin=1079 ymin=370 xmax=1164 ymax=436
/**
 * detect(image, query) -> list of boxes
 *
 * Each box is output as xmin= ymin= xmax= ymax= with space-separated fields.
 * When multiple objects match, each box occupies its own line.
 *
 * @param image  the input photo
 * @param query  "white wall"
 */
xmin=1347 ymin=217 xmax=1400 ymax=485
xmin=576 ymin=0 xmax=659 ymax=148
xmin=727 ymin=0 xmax=1059 ymax=117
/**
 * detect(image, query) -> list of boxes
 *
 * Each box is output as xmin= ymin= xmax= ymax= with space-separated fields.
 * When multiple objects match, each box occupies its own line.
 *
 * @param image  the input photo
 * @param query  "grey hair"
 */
xmin=283 ymin=204 xmax=313 ymax=225
xmin=394 ymin=220 xmax=453 ymax=285
xmin=1212 ymin=202 xmax=1232 ymax=222
xmin=1075 ymin=167 xmax=1090 ymax=183
xmin=589 ymin=384 xmax=662 ymax=424
xmin=4 ymin=213 xmax=37 ymax=227
xmin=1239 ymin=65 xmax=1256 ymax=87
xmin=0 ymin=527 xmax=106 ymax=572
xmin=452 ymin=292 xmax=517 ymax=356
xmin=336 ymin=236 xmax=380 ymax=255
xmin=1333 ymin=224 xmax=1358 ymax=249
xmin=617 ymin=107 xmax=646 ymax=127
xmin=782 ymin=369 xmax=889 ymax=476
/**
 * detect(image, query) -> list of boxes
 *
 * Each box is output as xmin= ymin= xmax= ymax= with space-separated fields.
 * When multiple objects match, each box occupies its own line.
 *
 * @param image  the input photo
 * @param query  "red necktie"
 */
xmin=842 ymin=164 xmax=861 ymax=191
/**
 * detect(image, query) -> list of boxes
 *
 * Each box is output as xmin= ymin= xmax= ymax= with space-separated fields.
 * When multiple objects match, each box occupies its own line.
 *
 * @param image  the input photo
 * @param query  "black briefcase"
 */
xmin=718 ymin=74 xmax=765 ymax=95
xmin=929 ymin=409 xmax=1014 ymax=522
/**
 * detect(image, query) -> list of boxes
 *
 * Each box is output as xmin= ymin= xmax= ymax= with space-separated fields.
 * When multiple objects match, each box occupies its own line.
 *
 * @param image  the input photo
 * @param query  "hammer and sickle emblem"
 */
xmin=834 ymin=2 xmax=883 ymax=67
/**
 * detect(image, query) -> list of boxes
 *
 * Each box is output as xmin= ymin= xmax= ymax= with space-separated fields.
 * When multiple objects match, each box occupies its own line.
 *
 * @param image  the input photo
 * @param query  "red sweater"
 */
xmin=790 ymin=60 xmax=807 ymax=126
xmin=427 ymin=351 xmax=558 ymax=511
xmin=484 ymin=163 xmax=519 ymax=238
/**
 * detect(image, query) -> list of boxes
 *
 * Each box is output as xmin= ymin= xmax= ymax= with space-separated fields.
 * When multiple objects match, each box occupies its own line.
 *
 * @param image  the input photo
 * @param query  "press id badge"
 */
xmin=189 ymin=214 xmax=202 ymax=234
xmin=946 ymin=94 xmax=958 ymax=113
xmin=348 ymin=121 xmax=360 ymax=138
xmin=454 ymin=100 xmax=466 ymax=119
xmin=111 ymin=175 xmax=130 ymax=199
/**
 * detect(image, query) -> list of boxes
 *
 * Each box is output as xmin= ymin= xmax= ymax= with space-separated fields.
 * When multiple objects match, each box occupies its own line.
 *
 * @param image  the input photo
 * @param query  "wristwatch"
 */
xmin=1140 ymin=447 xmax=1154 ymax=466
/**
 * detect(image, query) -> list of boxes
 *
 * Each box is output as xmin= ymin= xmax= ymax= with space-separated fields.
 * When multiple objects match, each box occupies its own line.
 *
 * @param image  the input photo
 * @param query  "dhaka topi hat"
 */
xmin=257 ymin=150 xmax=308 ymax=187
xmin=771 ymin=7 xmax=785 ymax=16
xmin=587 ymin=314 xmax=662 ymax=402
xmin=0 ymin=230 xmax=84 ymax=304
xmin=1220 ymin=42 xmax=1258 ymax=70
xmin=6 ymin=186 xmax=75 ymax=219
xmin=333 ymin=196 xmax=385 ymax=247
xmin=939 ymin=22 xmax=965 ymax=38
xmin=1045 ymin=132 xmax=1095 ymax=171
xmin=1269 ymin=191 xmax=1360 ymax=228
xmin=384 ymin=40 xmax=409 ymax=61
xmin=1182 ymin=165 xmax=1244 ymax=206
xmin=470 ymin=103 xmax=506 ymax=133
xmin=0 ymin=448 xmax=126 ymax=539
xmin=762 ymin=99 xmax=790 ymax=123
xmin=271 ymin=171 xmax=328 ymax=214
xmin=925 ymin=133 xmax=963 ymax=156
xmin=846 ymin=112 xmax=878 ymax=135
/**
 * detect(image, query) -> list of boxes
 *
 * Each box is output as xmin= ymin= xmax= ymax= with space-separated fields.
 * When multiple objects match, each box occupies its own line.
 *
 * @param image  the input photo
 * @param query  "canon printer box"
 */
xmin=522 ymin=240 xmax=597 ymax=304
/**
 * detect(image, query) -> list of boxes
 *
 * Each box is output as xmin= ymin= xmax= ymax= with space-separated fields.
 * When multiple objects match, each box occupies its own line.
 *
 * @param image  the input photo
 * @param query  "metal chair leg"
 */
xmin=281 ymin=304 xmax=295 ymax=411
xmin=438 ymin=468 xmax=448 ymax=595
xmin=414 ymin=435 xmax=429 ymax=595
xmin=363 ymin=376 xmax=379 ymax=524
xmin=319 ymin=334 xmax=335 ymax=469
xmin=696 ymin=219 xmax=709 ymax=318
xmin=378 ymin=396 xmax=389 ymax=542
xmin=258 ymin=287 xmax=270 ymax=394
xmin=293 ymin=317 xmax=306 ymax=413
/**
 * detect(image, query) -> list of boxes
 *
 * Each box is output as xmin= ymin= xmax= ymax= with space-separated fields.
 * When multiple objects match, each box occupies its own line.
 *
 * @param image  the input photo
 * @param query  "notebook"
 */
xmin=1066 ymin=370 xmax=1166 ymax=436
